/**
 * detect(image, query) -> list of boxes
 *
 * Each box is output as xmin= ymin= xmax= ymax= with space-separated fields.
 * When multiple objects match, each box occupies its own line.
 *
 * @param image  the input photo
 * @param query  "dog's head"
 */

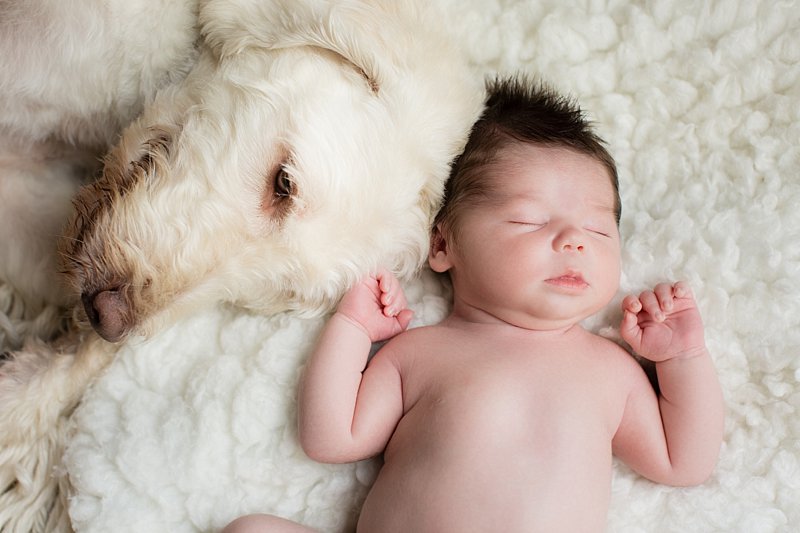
xmin=59 ymin=0 xmax=483 ymax=342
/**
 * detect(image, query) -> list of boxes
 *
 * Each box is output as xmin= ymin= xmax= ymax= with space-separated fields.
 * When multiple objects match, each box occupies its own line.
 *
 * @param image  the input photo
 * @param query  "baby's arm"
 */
xmin=298 ymin=269 xmax=413 ymax=464
xmin=613 ymin=281 xmax=724 ymax=486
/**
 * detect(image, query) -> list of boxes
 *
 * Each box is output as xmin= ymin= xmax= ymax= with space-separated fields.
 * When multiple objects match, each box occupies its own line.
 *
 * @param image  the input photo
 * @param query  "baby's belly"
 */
xmin=357 ymin=394 xmax=615 ymax=533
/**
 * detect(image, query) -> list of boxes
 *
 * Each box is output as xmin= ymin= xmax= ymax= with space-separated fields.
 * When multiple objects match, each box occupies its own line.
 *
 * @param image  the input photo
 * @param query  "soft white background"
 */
xmin=65 ymin=1 xmax=800 ymax=531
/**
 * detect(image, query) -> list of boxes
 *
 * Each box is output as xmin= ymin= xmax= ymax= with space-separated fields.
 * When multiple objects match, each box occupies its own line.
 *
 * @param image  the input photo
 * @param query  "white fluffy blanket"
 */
xmin=64 ymin=1 xmax=800 ymax=531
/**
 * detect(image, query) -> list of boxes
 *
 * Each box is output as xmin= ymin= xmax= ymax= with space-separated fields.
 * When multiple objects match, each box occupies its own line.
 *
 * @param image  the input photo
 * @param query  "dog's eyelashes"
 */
xmin=259 ymin=164 xmax=295 ymax=220
xmin=274 ymin=167 xmax=294 ymax=198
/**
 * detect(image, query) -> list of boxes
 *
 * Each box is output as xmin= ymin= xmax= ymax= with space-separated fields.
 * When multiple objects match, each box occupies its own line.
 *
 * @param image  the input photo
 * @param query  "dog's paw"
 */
xmin=0 ymin=333 xmax=115 ymax=439
xmin=0 ymin=345 xmax=73 ymax=533
xmin=0 ymin=333 xmax=111 ymax=533
xmin=0 ymin=340 xmax=52 ymax=391
xmin=0 ymin=342 xmax=59 ymax=442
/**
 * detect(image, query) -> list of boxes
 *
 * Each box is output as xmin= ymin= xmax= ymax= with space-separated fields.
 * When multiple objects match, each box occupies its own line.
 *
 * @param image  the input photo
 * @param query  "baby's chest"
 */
xmin=402 ymin=350 xmax=628 ymax=439
xmin=391 ymin=375 xmax=618 ymax=469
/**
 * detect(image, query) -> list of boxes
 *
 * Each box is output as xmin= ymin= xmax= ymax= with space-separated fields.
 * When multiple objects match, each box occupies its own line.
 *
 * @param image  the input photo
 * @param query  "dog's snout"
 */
xmin=81 ymin=288 xmax=129 ymax=343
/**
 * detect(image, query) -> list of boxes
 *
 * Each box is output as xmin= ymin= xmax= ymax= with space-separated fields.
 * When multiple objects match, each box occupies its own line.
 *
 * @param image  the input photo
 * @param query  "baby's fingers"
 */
xmin=619 ymin=295 xmax=643 ymax=345
xmin=672 ymin=280 xmax=693 ymax=300
xmin=627 ymin=281 xmax=696 ymax=325
xmin=654 ymin=282 xmax=675 ymax=313
xmin=376 ymin=269 xmax=407 ymax=317
xmin=638 ymin=290 xmax=665 ymax=322
xmin=655 ymin=281 xmax=695 ymax=315
xmin=377 ymin=269 xmax=395 ymax=297
xmin=620 ymin=307 xmax=640 ymax=337
xmin=621 ymin=294 xmax=642 ymax=315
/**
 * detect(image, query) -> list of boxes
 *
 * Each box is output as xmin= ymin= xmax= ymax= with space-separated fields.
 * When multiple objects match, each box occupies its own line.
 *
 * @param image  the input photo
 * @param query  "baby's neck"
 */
xmin=442 ymin=306 xmax=585 ymax=340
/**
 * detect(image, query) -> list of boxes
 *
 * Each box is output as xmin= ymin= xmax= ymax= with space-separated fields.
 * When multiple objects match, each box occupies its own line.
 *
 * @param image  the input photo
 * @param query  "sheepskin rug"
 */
xmin=64 ymin=0 xmax=800 ymax=531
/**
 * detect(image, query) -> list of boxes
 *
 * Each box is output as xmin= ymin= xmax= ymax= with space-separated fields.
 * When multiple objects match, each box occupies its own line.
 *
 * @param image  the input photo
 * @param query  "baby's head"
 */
xmin=430 ymin=76 xmax=622 ymax=329
xmin=435 ymin=76 xmax=620 ymax=241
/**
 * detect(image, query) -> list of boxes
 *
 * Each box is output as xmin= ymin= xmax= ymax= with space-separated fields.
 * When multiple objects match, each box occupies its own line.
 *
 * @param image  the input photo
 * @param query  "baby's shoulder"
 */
xmin=375 ymin=323 xmax=461 ymax=367
xmin=588 ymin=333 xmax=647 ymax=376
xmin=385 ymin=323 xmax=451 ymax=351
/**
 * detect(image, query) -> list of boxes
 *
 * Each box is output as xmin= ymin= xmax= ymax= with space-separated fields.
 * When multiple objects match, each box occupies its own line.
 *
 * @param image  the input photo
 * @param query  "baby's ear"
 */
xmin=428 ymin=223 xmax=453 ymax=273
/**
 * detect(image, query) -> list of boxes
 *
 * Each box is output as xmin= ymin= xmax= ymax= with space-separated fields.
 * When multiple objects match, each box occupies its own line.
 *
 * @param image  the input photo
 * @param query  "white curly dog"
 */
xmin=0 ymin=0 xmax=483 ymax=530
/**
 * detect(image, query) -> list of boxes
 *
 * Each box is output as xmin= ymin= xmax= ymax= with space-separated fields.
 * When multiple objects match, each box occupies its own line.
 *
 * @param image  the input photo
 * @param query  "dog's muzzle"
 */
xmin=82 ymin=288 xmax=129 ymax=343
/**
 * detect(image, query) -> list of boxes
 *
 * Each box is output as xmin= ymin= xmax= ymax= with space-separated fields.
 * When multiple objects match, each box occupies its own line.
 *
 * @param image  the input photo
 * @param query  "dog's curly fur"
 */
xmin=0 ymin=0 xmax=200 ymax=349
xmin=0 ymin=1 xmax=483 ymax=531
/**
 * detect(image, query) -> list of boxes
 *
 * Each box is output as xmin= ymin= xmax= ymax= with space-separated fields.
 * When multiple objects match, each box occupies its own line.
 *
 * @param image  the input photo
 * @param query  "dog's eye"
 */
xmin=274 ymin=167 xmax=294 ymax=198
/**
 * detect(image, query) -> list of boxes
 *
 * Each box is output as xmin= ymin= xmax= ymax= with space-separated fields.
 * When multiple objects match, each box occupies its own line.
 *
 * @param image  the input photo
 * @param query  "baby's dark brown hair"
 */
xmin=434 ymin=75 xmax=620 ymax=241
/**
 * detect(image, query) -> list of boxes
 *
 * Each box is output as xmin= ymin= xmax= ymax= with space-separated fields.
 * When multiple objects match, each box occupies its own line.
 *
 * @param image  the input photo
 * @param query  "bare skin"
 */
xmin=344 ymin=316 xmax=640 ymax=532
xmin=224 ymin=145 xmax=724 ymax=533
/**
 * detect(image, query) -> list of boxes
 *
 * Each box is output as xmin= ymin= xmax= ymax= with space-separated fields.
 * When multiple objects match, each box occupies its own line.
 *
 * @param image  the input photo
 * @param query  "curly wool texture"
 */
xmin=65 ymin=1 xmax=800 ymax=531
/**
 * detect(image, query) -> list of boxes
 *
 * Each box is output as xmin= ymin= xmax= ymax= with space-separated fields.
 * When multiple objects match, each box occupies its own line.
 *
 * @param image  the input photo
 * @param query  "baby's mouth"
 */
xmin=545 ymin=273 xmax=589 ymax=289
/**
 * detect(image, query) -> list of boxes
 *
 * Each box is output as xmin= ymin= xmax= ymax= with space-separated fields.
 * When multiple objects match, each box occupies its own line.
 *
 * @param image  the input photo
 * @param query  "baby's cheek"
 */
xmin=599 ymin=250 xmax=621 ymax=287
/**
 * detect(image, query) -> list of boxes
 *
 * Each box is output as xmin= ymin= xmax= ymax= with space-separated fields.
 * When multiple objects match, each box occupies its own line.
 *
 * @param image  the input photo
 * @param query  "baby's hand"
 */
xmin=337 ymin=269 xmax=414 ymax=342
xmin=620 ymin=281 xmax=707 ymax=362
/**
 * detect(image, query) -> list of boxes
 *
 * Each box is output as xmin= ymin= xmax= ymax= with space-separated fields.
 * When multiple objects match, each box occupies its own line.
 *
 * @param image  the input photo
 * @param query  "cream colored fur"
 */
xmin=0 ymin=1 xmax=482 ymax=531
xmin=1 ymin=3 xmax=199 ymax=529
xmin=0 ymin=0 xmax=199 ymax=347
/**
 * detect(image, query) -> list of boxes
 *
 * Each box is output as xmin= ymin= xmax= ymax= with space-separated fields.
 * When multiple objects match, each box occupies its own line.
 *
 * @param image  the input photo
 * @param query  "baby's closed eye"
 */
xmin=586 ymin=227 xmax=612 ymax=237
xmin=509 ymin=221 xmax=547 ymax=233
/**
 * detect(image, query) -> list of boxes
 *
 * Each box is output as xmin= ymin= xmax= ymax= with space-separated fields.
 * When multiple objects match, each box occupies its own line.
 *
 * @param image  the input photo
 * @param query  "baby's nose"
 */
xmin=553 ymin=227 xmax=585 ymax=252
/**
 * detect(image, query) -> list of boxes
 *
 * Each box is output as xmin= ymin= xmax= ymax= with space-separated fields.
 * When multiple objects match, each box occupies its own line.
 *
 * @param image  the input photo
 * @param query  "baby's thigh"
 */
xmin=221 ymin=514 xmax=317 ymax=533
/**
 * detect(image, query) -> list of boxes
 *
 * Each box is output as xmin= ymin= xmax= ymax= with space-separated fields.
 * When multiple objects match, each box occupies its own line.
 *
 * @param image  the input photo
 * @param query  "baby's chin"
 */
xmin=529 ymin=288 xmax=614 ymax=328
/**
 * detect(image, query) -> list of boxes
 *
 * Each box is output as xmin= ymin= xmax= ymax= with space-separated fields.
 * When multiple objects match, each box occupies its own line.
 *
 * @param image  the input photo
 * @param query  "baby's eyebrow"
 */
xmin=501 ymin=192 xmax=544 ymax=206
xmin=483 ymin=190 xmax=536 ymax=209
xmin=590 ymin=203 xmax=617 ymax=215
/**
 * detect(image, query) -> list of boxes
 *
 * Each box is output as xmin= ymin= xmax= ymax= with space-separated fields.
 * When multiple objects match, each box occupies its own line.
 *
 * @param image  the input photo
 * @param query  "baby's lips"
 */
xmin=545 ymin=269 xmax=589 ymax=288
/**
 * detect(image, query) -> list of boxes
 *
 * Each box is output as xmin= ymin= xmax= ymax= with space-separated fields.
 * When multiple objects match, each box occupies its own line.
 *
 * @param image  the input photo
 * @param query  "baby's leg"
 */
xmin=222 ymin=514 xmax=317 ymax=533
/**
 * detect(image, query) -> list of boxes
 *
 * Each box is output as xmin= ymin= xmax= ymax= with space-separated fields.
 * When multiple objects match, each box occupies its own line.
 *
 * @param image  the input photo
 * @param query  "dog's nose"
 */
xmin=82 ymin=288 xmax=129 ymax=342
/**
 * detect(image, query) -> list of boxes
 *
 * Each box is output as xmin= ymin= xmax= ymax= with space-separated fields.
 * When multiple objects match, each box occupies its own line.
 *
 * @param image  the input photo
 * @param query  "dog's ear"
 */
xmin=200 ymin=0 xmax=408 ymax=93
